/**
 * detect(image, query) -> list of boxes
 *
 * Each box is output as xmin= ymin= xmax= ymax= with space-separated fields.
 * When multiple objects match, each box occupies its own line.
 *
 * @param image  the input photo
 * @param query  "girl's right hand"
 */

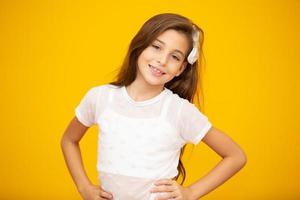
xmin=79 ymin=183 xmax=114 ymax=200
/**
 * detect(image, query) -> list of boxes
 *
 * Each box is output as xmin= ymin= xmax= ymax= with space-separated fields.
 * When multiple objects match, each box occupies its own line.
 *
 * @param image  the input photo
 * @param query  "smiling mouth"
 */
xmin=149 ymin=64 xmax=166 ymax=75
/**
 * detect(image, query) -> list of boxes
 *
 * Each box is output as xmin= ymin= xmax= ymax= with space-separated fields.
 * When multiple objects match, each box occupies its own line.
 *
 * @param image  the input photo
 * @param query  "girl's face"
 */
xmin=136 ymin=29 xmax=190 ymax=87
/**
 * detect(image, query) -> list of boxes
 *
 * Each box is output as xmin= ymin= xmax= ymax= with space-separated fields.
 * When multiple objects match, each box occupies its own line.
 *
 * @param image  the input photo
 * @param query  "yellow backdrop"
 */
xmin=0 ymin=0 xmax=299 ymax=199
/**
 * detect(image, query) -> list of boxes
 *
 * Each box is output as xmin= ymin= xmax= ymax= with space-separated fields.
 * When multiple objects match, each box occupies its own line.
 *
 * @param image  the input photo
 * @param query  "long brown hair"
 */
xmin=109 ymin=13 xmax=205 ymax=185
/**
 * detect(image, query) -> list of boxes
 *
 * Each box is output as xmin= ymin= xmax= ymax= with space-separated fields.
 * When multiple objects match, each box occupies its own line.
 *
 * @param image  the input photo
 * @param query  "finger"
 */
xmin=155 ymin=191 xmax=177 ymax=200
xmin=99 ymin=190 xmax=113 ymax=199
xmin=151 ymin=185 xmax=175 ymax=193
xmin=99 ymin=186 xmax=113 ymax=194
xmin=154 ymin=179 xmax=174 ymax=186
xmin=99 ymin=186 xmax=114 ymax=196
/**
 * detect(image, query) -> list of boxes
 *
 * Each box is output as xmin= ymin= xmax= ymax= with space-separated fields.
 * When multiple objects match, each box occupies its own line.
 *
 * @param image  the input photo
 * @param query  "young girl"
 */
xmin=61 ymin=13 xmax=247 ymax=200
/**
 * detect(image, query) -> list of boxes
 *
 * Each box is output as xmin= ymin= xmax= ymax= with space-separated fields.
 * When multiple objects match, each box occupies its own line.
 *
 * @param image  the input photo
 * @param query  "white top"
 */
xmin=75 ymin=83 xmax=212 ymax=199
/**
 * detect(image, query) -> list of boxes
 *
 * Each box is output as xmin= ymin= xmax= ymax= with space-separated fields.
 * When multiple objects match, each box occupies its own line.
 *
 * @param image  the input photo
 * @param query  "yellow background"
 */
xmin=0 ymin=0 xmax=299 ymax=199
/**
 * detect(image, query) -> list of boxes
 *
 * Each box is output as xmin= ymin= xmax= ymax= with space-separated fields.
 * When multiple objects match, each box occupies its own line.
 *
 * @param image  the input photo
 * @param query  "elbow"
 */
xmin=60 ymin=134 xmax=72 ymax=148
xmin=223 ymin=148 xmax=247 ymax=169
xmin=60 ymin=135 xmax=68 ymax=149
xmin=60 ymin=133 xmax=80 ymax=148
xmin=235 ymin=149 xmax=247 ymax=169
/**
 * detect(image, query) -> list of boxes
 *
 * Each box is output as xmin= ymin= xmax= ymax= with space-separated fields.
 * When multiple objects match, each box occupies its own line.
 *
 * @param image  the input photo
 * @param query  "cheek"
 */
xmin=137 ymin=52 xmax=148 ymax=67
xmin=166 ymin=64 xmax=183 ymax=75
xmin=140 ymin=49 xmax=153 ymax=62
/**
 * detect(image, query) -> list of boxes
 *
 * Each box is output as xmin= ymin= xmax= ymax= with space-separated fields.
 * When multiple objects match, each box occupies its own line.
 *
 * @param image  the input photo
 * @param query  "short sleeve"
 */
xmin=179 ymin=100 xmax=212 ymax=145
xmin=74 ymin=86 xmax=100 ymax=127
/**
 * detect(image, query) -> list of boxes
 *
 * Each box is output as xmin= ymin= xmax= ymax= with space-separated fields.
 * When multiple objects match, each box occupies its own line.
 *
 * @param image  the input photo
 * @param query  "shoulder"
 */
xmin=86 ymin=83 xmax=125 ymax=104
xmin=165 ymin=88 xmax=190 ymax=108
xmin=79 ymin=83 xmax=114 ymax=103
xmin=165 ymin=89 xmax=206 ymax=117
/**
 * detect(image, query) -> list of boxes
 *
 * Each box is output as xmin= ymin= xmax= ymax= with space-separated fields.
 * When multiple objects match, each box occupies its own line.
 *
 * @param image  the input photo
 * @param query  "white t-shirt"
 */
xmin=75 ymin=83 xmax=212 ymax=199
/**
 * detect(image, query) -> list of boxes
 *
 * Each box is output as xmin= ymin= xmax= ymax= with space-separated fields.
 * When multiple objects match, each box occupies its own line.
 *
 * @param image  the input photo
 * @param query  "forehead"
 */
xmin=154 ymin=29 xmax=190 ymax=55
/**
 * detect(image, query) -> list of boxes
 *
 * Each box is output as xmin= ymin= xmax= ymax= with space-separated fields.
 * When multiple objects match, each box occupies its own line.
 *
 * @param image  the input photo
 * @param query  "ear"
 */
xmin=175 ymin=61 xmax=188 ymax=77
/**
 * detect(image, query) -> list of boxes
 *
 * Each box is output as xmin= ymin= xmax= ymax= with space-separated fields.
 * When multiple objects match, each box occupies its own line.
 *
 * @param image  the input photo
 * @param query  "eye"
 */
xmin=151 ymin=44 xmax=160 ymax=50
xmin=172 ymin=55 xmax=180 ymax=61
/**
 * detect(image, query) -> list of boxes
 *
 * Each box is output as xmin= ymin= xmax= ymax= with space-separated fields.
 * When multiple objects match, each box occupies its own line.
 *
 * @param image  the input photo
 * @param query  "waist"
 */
xmin=98 ymin=171 xmax=176 ymax=200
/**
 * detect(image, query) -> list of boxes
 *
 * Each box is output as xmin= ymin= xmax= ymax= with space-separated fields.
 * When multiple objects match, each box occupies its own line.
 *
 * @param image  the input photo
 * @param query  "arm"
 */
xmin=61 ymin=117 xmax=114 ymax=200
xmin=188 ymin=126 xmax=247 ymax=199
xmin=60 ymin=116 xmax=92 ymax=192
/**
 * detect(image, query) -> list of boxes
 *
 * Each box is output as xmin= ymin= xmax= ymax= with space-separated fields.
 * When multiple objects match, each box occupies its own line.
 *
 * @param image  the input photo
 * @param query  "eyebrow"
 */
xmin=154 ymin=39 xmax=185 ymax=57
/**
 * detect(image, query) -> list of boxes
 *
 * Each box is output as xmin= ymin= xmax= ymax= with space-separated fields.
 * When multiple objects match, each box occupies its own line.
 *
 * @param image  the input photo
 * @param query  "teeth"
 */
xmin=153 ymin=68 xmax=161 ymax=73
xmin=150 ymin=65 xmax=164 ymax=74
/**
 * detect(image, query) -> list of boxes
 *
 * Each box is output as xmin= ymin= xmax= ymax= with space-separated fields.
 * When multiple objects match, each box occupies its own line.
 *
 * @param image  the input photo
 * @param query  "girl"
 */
xmin=61 ymin=13 xmax=247 ymax=200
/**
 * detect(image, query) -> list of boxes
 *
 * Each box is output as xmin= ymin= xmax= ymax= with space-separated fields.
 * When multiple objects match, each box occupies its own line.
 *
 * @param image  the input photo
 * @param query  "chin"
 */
xmin=143 ymin=76 xmax=165 ymax=86
xmin=146 ymin=80 xmax=165 ymax=87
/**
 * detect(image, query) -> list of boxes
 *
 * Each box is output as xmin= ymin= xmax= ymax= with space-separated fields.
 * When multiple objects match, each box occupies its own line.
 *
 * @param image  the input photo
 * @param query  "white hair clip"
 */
xmin=187 ymin=28 xmax=200 ymax=65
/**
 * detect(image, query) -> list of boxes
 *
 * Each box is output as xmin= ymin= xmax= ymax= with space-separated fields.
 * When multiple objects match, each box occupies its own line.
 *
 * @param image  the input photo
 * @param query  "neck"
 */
xmin=126 ymin=80 xmax=165 ymax=102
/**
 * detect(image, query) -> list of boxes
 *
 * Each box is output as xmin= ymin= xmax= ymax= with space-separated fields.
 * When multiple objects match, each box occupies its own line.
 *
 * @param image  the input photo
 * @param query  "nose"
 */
xmin=156 ymin=52 xmax=168 ymax=66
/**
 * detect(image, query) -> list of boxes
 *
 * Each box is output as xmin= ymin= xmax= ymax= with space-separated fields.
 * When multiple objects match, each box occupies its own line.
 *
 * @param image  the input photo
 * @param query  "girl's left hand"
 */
xmin=150 ymin=178 xmax=193 ymax=200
